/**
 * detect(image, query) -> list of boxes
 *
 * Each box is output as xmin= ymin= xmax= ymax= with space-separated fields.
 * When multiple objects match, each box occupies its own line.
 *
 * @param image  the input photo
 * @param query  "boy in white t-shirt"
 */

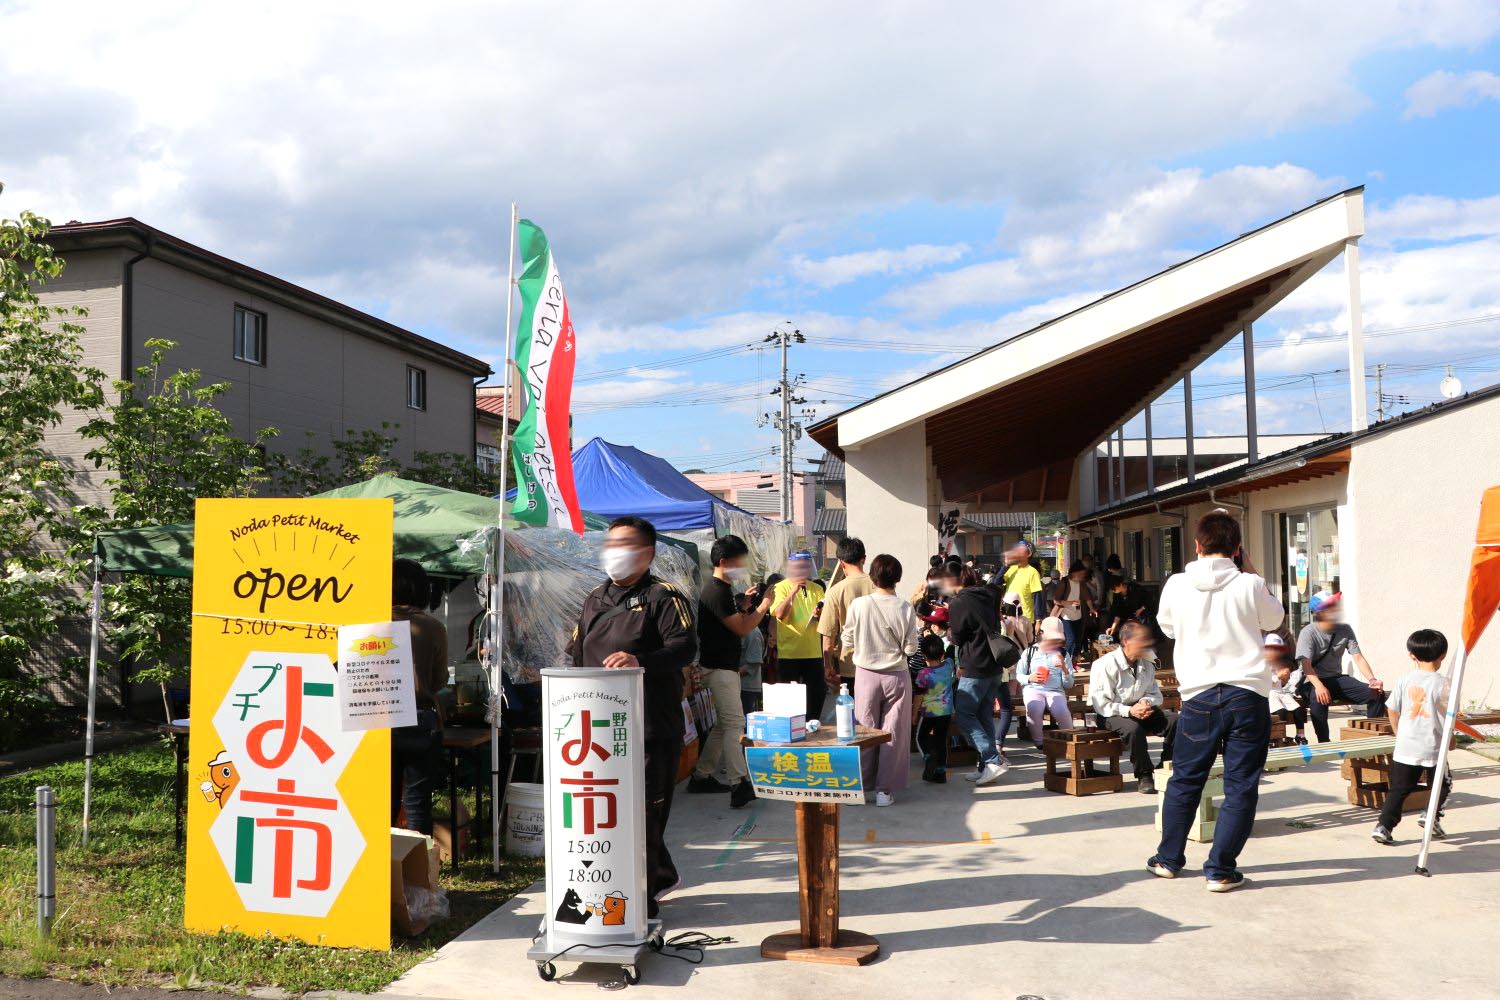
xmin=1372 ymin=629 xmax=1454 ymax=845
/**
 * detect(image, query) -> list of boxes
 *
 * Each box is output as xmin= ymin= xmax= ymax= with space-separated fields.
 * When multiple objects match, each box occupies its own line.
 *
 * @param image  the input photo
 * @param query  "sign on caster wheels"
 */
xmin=623 ymin=965 xmax=640 ymax=986
xmin=536 ymin=962 xmax=557 ymax=982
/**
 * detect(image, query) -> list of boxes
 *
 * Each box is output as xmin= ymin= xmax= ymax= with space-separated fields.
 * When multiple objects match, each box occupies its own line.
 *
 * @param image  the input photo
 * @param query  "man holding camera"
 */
xmin=689 ymin=534 xmax=773 ymax=808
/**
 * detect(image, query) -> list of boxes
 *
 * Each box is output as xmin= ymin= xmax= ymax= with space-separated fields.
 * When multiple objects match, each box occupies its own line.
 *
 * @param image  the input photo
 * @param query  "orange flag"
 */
xmin=1461 ymin=486 xmax=1500 ymax=652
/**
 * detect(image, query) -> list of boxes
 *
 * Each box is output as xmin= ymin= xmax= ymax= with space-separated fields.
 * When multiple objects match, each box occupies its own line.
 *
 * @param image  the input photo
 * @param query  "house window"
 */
xmin=406 ymin=366 xmax=427 ymax=410
xmin=233 ymin=306 xmax=266 ymax=365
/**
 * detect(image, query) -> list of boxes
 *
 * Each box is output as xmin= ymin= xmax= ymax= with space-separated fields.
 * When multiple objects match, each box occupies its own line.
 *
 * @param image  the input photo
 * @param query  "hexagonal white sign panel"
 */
xmin=205 ymin=651 xmax=367 ymax=918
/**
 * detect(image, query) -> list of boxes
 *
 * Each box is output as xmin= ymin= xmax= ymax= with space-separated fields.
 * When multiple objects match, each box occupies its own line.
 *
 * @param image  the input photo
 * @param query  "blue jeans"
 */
xmin=954 ymin=674 xmax=1001 ymax=767
xmin=1152 ymin=684 xmax=1270 ymax=881
xmin=1061 ymin=617 xmax=1082 ymax=659
xmin=996 ymin=681 xmax=1014 ymax=751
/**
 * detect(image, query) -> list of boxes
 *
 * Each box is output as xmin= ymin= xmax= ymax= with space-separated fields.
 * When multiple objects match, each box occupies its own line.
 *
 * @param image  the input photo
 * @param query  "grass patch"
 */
xmin=0 ymin=741 xmax=542 ymax=993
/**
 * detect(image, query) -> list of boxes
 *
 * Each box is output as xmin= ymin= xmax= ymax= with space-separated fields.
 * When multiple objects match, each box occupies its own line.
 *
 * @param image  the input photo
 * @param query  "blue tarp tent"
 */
xmin=570 ymin=436 xmax=756 ymax=530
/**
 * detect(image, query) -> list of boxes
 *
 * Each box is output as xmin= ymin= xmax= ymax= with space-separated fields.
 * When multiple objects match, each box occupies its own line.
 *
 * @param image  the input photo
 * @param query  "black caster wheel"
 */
xmin=537 ymin=961 xmax=557 ymax=981
xmin=648 ymin=933 xmax=664 ymax=952
xmin=623 ymin=965 xmax=641 ymax=986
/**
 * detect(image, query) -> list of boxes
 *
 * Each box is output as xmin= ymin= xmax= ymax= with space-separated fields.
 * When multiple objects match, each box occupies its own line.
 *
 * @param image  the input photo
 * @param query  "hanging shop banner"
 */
xmin=540 ymin=667 xmax=647 ymax=953
xmin=336 ymin=620 xmax=417 ymax=732
xmin=185 ymin=498 xmax=394 ymax=951
xmin=746 ymin=744 xmax=864 ymax=804
xmin=509 ymin=219 xmax=586 ymax=534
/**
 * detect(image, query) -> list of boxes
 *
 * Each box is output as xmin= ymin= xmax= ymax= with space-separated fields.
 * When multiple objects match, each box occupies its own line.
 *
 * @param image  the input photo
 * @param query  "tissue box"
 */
xmin=747 ymin=712 xmax=807 ymax=743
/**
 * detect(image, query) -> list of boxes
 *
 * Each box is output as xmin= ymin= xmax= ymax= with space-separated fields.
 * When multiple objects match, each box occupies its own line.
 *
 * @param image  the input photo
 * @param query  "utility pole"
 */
xmin=758 ymin=324 xmax=811 ymax=523
xmin=1374 ymin=363 xmax=1386 ymax=423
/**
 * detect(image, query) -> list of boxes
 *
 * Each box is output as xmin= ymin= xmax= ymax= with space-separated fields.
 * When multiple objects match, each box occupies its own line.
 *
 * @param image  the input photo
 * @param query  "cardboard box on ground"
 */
xmin=432 ymin=799 xmax=473 ymax=863
xmin=392 ymin=830 xmax=446 ymax=937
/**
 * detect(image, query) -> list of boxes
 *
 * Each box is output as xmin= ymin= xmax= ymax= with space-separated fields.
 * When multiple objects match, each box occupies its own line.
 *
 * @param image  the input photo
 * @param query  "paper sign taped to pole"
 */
xmin=337 ymin=620 xmax=417 ymax=731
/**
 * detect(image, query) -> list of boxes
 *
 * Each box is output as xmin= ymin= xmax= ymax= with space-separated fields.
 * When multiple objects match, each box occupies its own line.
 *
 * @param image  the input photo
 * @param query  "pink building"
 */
xmin=685 ymin=470 xmax=816 ymax=541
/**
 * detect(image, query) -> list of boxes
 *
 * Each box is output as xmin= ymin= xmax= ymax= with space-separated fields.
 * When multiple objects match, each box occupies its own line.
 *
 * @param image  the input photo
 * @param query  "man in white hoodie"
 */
xmin=1147 ymin=511 xmax=1285 ymax=892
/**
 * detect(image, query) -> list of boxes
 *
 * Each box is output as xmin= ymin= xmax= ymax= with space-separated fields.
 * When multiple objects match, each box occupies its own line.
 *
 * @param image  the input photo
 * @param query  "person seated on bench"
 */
xmin=1295 ymin=592 xmax=1386 ymax=743
xmin=1264 ymin=634 xmax=1308 ymax=744
xmin=1017 ymin=617 xmax=1074 ymax=750
xmin=1088 ymin=621 xmax=1177 ymax=794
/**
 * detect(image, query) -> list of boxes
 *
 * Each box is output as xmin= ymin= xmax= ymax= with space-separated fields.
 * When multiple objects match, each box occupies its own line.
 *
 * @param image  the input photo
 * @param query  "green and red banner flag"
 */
xmin=509 ymin=220 xmax=584 ymax=533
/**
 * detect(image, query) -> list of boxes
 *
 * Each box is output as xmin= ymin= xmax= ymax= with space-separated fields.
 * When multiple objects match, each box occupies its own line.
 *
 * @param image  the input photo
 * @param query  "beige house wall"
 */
xmin=35 ymin=248 xmax=130 ymax=509
xmin=844 ymin=422 xmax=938 ymax=585
xmin=129 ymin=256 xmax=475 ymax=465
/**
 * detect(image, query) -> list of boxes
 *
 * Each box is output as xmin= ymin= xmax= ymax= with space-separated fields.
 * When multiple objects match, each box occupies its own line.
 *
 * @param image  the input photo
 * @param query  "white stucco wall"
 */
xmin=1345 ymin=394 xmax=1500 ymax=709
xmin=844 ymin=422 xmax=937 ymax=589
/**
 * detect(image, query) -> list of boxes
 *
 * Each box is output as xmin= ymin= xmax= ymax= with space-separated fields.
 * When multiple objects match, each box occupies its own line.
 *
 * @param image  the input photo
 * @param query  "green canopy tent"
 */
xmin=79 ymin=474 xmax=697 ymax=846
xmin=91 ymin=475 xmax=620 ymax=579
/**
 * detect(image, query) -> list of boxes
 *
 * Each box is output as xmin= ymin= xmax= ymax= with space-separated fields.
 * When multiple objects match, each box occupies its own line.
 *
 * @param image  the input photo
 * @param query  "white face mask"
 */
xmin=601 ymin=546 xmax=647 ymax=582
xmin=723 ymin=565 xmax=749 ymax=582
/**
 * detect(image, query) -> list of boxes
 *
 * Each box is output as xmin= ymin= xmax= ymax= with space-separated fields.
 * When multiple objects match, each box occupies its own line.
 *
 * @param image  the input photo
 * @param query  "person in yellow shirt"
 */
xmin=1001 ymin=540 xmax=1044 ymax=621
xmin=772 ymin=550 xmax=827 ymax=720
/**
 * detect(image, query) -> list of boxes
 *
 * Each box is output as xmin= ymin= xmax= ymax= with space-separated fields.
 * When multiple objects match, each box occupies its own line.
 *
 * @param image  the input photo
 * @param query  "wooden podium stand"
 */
xmin=743 ymin=725 xmax=891 ymax=966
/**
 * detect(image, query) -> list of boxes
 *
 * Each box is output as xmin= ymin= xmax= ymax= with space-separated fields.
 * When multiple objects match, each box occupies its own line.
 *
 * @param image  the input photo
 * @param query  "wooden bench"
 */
xmin=1154 ymin=733 xmax=1398 ymax=842
xmin=1043 ymin=729 xmax=1123 ymax=795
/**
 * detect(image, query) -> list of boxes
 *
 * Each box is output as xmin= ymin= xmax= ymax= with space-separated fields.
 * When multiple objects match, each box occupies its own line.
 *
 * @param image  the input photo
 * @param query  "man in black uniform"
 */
xmin=568 ymin=515 xmax=696 ymax=919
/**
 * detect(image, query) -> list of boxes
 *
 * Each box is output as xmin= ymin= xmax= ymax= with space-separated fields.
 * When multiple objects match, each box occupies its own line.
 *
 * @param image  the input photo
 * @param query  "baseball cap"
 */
xmin=920 ymin=605 xmax=950 ymax=624
xmin=1263 ymin=634 xmax=1286 ymax=648
xmin=1308 ymin=591 xmax=1342 ymax=615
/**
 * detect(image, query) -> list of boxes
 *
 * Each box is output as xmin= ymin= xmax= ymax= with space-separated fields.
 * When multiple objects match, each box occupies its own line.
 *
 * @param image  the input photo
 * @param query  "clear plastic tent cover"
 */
xmin=458 ymin=525 xmax=701 ymax=683
xmin=712 ymin=505 xmax=799 ymax=581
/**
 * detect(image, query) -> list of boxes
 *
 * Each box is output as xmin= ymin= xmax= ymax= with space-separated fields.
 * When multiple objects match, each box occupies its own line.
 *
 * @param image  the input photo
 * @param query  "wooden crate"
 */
xmin=1042 ymin=729 xmax=1123 ymax=795
xmin=1348 ymin=780 xmax=1430 ymax=812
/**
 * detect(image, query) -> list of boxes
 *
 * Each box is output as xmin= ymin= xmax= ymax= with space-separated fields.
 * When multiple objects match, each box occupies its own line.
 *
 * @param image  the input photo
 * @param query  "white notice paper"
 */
xmin=336 ymin=620 xmax=418 ymax=731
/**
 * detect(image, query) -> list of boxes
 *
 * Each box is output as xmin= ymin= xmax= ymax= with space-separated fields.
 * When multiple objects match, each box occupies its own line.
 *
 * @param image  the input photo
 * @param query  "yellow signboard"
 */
xmin=185 ymin=498 xmax=394 ymax=950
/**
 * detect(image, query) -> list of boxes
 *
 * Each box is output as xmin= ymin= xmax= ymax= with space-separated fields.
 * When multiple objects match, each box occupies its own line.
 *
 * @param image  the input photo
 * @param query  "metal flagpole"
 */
xmin=1415 ymin=641 xmax=1469 ymax=875
xmin=81 ymin=555 xmax=102 ymax=848
xmin=491 ymin=203 xmax=519 ymax=873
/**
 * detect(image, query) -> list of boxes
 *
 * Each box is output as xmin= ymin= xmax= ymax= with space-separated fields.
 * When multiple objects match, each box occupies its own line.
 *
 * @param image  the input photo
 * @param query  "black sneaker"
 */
xmin=922 ymin=771 xmax=948 ymax=784
xmin=1295 ymin=735 xmax=1309 ymax=745
xmin=1418 ymin=816 xmax=1447 ymax=839
xmin=1371 ymin=823 xmax=1394 ymax=845
xmin=1138 ymin=774 xmax=1157 ymax=795
xmin=729 ymin=778 xmax=755 ymax=808
xmin=687 ymin=775 xmax=731 ymax=794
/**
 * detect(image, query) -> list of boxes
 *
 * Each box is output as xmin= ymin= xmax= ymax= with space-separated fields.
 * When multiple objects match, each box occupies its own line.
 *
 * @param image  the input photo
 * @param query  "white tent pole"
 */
xmin=81 ymin=555 xmax=102 ymax=849
xmin=491 ymin=202 xmax=519 ymax=874
xmin=1415 ymin=640 xmax=1469 ymax=875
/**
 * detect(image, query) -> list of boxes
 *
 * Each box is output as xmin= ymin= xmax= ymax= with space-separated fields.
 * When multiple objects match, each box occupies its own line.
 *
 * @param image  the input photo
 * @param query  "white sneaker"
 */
xmin=875 ymin=791 xmax=894 ymax=807
xmin=974 ymin=761 xmax=1006 ymax=786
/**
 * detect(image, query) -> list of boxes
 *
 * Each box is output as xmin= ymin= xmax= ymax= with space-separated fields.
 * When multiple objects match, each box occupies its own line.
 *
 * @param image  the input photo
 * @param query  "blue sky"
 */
xmin=4 ymin=2 xmax=1500 ymax=478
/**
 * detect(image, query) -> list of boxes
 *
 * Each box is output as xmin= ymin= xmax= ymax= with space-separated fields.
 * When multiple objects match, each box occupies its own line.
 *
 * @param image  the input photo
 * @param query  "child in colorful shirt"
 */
xmin=913 ymin=633 xmax=956 ymax=783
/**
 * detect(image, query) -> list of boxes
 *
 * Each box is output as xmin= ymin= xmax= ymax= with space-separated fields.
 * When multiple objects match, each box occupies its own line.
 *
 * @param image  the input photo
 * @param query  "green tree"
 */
xmin=267 ymin=423 xmax=505 ymax=498
xmin=265 ymin=425 xmax=401 ymax=495
xmin=0 ymin=212 xmax=106 ymax=747
xmin=78 ymin=339 xmax=272 ymax=722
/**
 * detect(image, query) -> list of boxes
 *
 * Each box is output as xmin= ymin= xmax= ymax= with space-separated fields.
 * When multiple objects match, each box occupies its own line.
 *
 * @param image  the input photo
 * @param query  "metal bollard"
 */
xmin=36 ymin=786 xmax=55 ymax=936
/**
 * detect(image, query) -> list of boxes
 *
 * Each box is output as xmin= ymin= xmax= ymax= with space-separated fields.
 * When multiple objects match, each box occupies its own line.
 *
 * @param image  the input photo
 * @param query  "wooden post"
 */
xmin=797 ymin=802 xmax=840 ymax=947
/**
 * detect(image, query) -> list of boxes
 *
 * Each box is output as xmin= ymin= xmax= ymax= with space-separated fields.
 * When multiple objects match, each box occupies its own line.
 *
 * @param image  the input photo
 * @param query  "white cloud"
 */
xmin=790 ymin=243 xmax=968 ymax=288
xmin=1366 ymin=193 xmax=1500 ymax=243
xmin=3 ymin=0 xmax=1497 ymax=350
xmin=882 ymin=164 xmax=1339 ymax=316
xmin=1402 ymin=69 xmax=1500 ymax=118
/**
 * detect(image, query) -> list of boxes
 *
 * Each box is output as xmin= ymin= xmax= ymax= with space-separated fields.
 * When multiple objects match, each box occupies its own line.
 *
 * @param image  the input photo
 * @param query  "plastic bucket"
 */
xmin=504 ymin=781 xmax=546 ymax=857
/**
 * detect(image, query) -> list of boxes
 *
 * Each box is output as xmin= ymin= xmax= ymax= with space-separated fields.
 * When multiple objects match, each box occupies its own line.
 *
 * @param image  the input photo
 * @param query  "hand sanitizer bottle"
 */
xmin=836 ymin=684 xmax=856 ymax=741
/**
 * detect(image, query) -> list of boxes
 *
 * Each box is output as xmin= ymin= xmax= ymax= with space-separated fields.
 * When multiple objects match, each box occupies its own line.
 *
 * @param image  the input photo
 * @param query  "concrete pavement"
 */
xmin=385 ymin=732 xmax=1500 ymax=1000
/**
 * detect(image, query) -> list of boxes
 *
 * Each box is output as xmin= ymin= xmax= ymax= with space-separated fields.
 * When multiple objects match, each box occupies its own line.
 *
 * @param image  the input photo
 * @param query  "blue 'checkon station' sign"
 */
xmin=745 ymin=744 xmax=864 ymax=804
